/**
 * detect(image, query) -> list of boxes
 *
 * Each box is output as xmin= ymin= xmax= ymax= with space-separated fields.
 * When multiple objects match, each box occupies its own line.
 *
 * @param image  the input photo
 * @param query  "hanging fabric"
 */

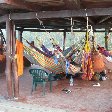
xmin=81 ymin=16 xmax=94 ymax=80
xmin=16 ymin=39 xmax=23 ymax=76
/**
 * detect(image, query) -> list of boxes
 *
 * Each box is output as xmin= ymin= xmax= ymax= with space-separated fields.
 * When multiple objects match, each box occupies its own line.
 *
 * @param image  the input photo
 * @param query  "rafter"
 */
xmin=97 ymin=16 xmax=111 ymax=24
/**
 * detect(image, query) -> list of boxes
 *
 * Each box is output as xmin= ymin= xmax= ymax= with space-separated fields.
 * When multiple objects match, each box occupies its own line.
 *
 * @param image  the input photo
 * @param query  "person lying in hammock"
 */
xmin=36 ymin=37 xmax=77 ymax=60
xmin=25 ymin=38 xmax=61 ymax=57
xmin=50 ymin=38 xmax=62 ymax=52
xmin=36 ymin=38 xmax=54 ymax=57
xmin=53 ymin=48 xmax=81 ymax=75
xmin=26 ymin=38 xmax=80 ymax=75
xmin=25 ymin=39 xmax=53 ymax=58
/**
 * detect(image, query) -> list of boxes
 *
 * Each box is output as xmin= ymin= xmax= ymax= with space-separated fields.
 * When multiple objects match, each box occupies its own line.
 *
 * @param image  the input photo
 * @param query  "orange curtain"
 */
xmin=16 ymin=40 xmax=23 ymax=76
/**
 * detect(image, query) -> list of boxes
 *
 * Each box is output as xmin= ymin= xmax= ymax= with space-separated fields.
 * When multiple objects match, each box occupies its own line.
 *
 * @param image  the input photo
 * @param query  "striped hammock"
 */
xmin=24 ymin=45 xmax=65 ymax=74
xmin=24 ymin=45 xmax=80 ymax=75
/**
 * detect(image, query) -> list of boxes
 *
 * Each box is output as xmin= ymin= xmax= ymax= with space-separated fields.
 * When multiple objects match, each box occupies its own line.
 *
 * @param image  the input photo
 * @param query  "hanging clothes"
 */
xmin=41 ymin=45 xmax=54 ymax=57
xmin=16 ymin=40 xmax=23 ymax=76
xmin=54 ymin=45 xmax=62 ymax=52
xmin=82 ymin=31 xmax=94 ymax=80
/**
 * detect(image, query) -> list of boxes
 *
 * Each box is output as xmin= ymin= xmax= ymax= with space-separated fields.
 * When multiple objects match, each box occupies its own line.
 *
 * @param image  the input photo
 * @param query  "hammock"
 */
xmin=24 ymin=45 xmax=80 ymax=75
xmin=97 ymin=45 xmax=112 ymax=70
xmin=103 ymin=55 xmax=112 ymax=70
xmin=24 ymin=45 xmax=65 ymax=74
xmin=25 ymin=38 xmax=83 ymax=66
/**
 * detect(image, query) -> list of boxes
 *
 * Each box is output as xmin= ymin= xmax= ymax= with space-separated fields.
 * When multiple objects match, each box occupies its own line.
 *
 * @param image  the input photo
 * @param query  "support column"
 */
xmin=6 ymin=18 xmax=13 ymax=98
xmin=18 ymin=29 xmax=23 ymax=42
xmin=63 ymin=30 xmax=66 ymax=51
xmin=105 ymin=29 xmax=109 ymax=50
xmin=12 ymin=22 xmax=19 ymax=98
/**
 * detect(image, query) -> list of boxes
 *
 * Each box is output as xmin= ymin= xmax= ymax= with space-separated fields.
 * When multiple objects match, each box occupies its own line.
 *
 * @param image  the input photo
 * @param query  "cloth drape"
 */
xmin=16 ymin=40 xmax=23 ymax=76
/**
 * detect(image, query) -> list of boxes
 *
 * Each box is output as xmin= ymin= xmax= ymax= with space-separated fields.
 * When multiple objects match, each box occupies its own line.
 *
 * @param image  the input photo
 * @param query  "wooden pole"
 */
xmin=12 ymin=22 xmax=19 ymax=98
xmin=63 ymin=30 xmax=66 ymax=51
xmin=5 ymin=18 xmax=13 ymax=98
xmin=18 ymin=29 xmax=23 ymax=42
xmin=105 ymin=29 xmax=109 ymax=50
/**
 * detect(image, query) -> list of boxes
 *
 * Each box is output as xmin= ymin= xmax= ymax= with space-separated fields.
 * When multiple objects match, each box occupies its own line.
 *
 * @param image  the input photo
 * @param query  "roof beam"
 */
xmin=0 ymin=7 xmax=112 ymax=23
xmin=97 ymin=16 xmax=111 ymax=24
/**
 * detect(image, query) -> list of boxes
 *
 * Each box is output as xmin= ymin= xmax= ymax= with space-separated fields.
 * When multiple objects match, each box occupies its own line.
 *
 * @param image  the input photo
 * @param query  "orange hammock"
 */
xmin=92 ymin=52 xmax=105 ymax=73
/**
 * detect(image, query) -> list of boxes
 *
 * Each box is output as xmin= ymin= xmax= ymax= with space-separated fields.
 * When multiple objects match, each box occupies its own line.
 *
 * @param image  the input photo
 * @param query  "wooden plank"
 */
xmin=12 ymin=21 xmax=19 ymax=98
xmin=0 ymin=7 xmax=111 ymax=24
xmin=18 ymin=28 xmax=112 ymax=32
xmin=10 ymin=7 xmax=112 ymax=20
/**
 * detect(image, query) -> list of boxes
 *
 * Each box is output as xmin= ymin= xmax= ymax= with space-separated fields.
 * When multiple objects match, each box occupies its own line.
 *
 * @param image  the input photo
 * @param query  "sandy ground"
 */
xmin=0 ymin=66 xmax=112 ymax=112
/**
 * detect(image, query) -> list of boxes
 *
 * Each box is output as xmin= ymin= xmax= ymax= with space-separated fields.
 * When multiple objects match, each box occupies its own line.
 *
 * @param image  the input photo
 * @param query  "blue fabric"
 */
xmin=41 ymin=45 xmax=54 ymax=57
xmin=65 ymin=60 xmax=70 ymax=76
xmin=54 ymin=56 xmax=58 ymax=64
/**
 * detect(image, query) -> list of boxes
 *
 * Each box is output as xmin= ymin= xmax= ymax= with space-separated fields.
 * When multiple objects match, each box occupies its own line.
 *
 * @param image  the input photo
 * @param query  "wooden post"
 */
xmin=6 ymin=18 xmax=13 ymax=98
xmin=12 ymin=22 xmax=19 ymax=98
xmin=18 ymin=29 xmax=23 ymax=42
xmin=63 ymin=30 xmax=66 ymax=51
xmin=105 ymin=29 xmax=109 ymax=50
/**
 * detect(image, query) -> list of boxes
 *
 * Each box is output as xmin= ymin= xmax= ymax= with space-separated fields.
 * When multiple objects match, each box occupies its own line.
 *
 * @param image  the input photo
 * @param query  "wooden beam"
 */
xmin=18 ymin=28 xmax=112 ymax=32
xmin=0 ymin=7 xmax=112 ymax=23
xmin=9 ymin=7 xmax=112 ymax=20
xmin=12 ymin=21 xmax=19 ymax=98
xmin=18 ymin=29 xmax=23 ymax=42
xmin=104 ymin=29 xmax=109 ymax=50
xmin=6 ymin=18 xmax=13 ymax=98
xmin=63 ymin=30 xmax=66 ymax=51
xmin=97 ymin=16 xmax=111 ymax=24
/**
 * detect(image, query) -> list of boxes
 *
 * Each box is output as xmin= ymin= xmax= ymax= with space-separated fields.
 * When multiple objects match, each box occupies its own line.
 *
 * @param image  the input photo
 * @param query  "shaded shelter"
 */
xmin=0 ymin=0 xmax=111 ymax=98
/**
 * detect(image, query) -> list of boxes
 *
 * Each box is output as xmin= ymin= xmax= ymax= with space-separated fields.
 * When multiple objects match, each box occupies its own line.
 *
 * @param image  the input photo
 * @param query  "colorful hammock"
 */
xmin=24 ymin=45 xmax=65 ymax=74
xmin=24 ymin=45 xmax=80 ymax=75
